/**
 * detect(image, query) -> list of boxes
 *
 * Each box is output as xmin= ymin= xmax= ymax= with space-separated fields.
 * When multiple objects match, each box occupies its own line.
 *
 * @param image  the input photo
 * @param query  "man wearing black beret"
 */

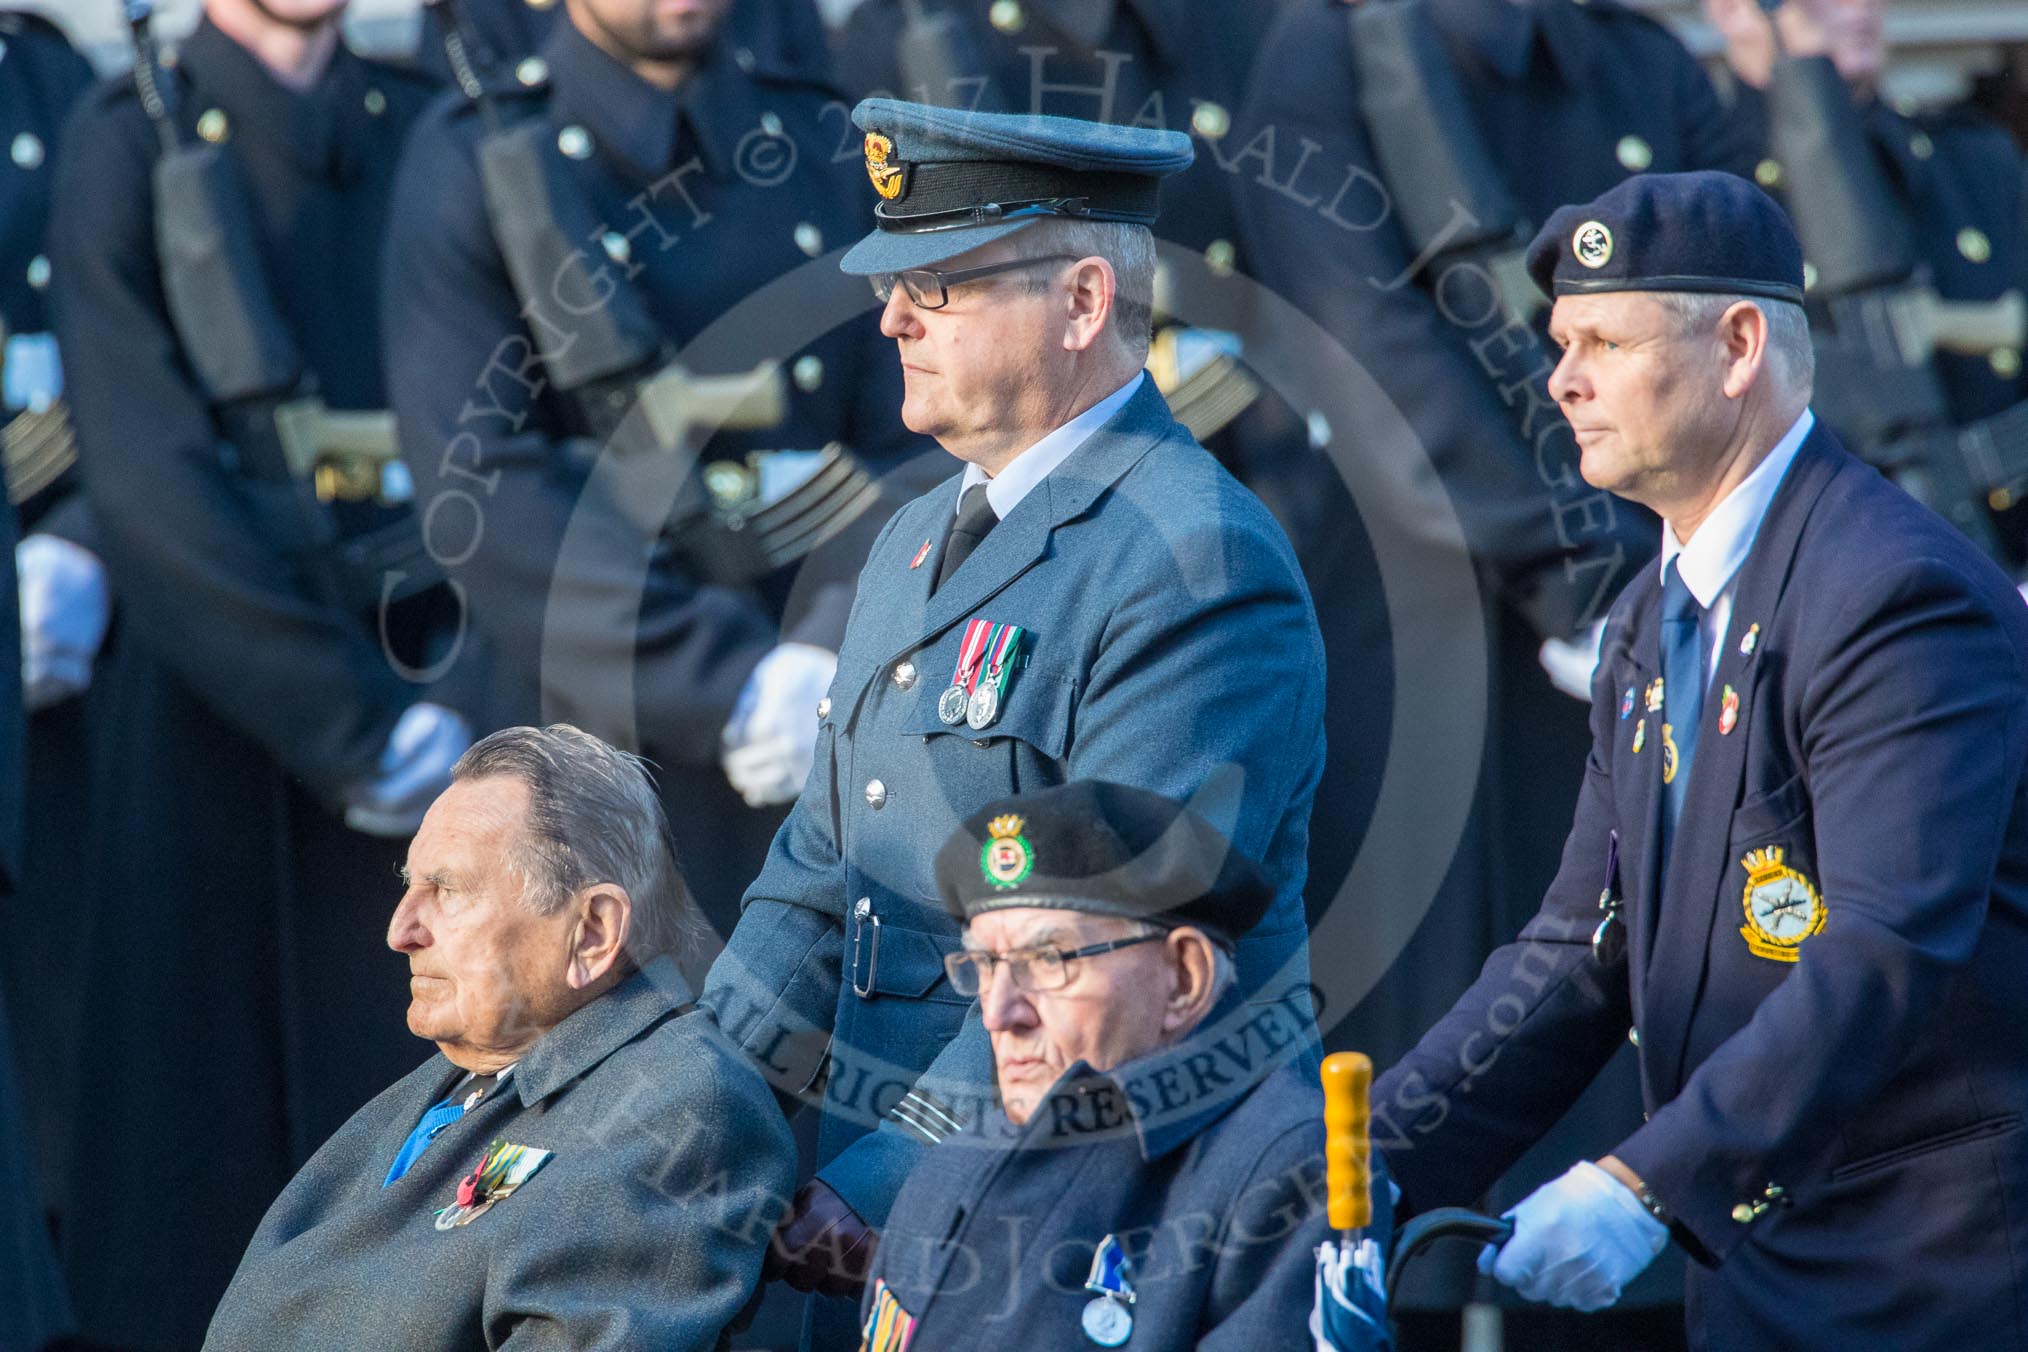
xmin=1372 ymin=169 xmax=2028 ymax=1348
xmin=859 ymin=780 xmax=1388 ymax=1350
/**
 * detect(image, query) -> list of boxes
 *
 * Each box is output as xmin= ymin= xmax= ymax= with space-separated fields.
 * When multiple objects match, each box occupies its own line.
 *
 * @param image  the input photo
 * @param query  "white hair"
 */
xmin=1658 ymin=291 xmax=1815 ymax=396
xmin=1009 ymin=218 xmax=1158 ymax=359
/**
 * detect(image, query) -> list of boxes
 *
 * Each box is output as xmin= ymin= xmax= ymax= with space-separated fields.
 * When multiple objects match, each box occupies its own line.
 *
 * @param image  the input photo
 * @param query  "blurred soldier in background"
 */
xmin=383 ymin=0 xmax=933 ymax=931
xmin=47 ymin=0 xmax=476 ymax=1344
xmin=0 ymin=23 xmax=71 ymax=1345
xmin=0 ymin=4 xmax=101 ymax=1295
xmin=406 ymin=0 xmax=832 ymax=86
xmin=1704 ymin=0 xmax=2028 ymax=572
xmin=1238 ymin=0 xmax=1748 ymax=1345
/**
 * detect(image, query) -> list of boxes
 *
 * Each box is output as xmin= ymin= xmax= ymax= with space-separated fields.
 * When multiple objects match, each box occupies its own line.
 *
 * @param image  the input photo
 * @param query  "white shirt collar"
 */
xmin=957 ymin=371 xmax=1145 ymax=519
xmin=1659 ymin=407 xmax=1814 ymax=608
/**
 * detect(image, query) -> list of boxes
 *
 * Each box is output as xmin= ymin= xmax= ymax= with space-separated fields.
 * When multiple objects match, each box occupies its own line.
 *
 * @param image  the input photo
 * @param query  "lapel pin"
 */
xmin=1632 ymin=717 xmax=1646 ymax=754
xmin=1739 ymin=623 xmax=1760 ymax=657
xmin=1645 ymin=678 xmax=1665 ymax=714
xmin=909 ymin=539 xmax=932 ymax=570
xmin=1719 ymin=685 xmax=1739 ymax=736
xmin=1620 ymin=686 xmax=1635 ymax=720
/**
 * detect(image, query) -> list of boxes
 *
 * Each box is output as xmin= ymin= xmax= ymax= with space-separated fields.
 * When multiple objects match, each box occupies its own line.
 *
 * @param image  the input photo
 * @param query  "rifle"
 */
xmin=131 ymin=0 xmax=436 ymax=612
xmin=1763 ymin=37 xmax=2027 ymax=555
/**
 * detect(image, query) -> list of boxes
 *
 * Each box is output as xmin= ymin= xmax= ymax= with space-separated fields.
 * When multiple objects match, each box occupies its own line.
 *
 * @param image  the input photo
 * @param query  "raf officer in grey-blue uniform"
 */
xmin=1376 ymin=172 xmax=2028 ymax=1349
xmin=700 ymin=99 xmax=1326 ymax=1344
xmin=864 ymin=781 xmax=1387 ymax=1351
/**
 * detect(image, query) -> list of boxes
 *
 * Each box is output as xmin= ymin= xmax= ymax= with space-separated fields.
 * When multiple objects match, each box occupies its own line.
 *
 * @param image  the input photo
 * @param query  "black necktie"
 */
xmin=935 ymin=483 xmax=998 ymax=593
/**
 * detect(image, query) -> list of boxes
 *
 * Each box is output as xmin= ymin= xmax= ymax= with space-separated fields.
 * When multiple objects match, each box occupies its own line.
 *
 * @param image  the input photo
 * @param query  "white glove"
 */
xmin=721 ymin=642 xmax=837 ymax=808
xmin=1538 ymin=617 xmax=1607 ymax=703
xmin=343 ymin=702 xmax=471 ymax=837
xmin=18 ymin=533 xmax=111 ymax=712
xmin=1477 ymin=1160 xmax=1667 ymax=1311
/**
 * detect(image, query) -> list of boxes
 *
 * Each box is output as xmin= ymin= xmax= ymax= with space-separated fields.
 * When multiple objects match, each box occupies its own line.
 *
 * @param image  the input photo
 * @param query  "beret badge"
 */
xmin=980 ymin=814 xmax=1035 ymax=890
xmin=864 ymin=132 xmax=908 ymax=201
xmin=1572 ymin=220 xmax=1614 ymax=270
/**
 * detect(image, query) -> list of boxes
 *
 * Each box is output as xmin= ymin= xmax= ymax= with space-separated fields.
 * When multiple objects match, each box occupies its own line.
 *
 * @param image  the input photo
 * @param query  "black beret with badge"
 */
xmin=1526 ymin=169 xmax=1806 ymax=305
xmin=838 ymin=97 xmax=1195 ymax=276
xmin=933 ymin=780 xmax=1271 ymax=949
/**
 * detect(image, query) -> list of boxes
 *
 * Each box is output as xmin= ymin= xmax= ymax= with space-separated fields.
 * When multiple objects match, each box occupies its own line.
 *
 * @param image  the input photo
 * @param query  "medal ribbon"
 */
xmin=455 ymin=1140 xmax=526 ymax=1208
xmin=981 ymin=623 xmax=1023 ymax=700
xmin=950 ymin=618 xmax=993 ymax=693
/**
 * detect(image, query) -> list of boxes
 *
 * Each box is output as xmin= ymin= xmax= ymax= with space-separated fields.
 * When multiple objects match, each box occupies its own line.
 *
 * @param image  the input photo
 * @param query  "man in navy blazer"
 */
xmin=698 ymin=98 xmax=1325 ymax=1343
xmin=1373 ymin=171 xmax=2028 ymax=1349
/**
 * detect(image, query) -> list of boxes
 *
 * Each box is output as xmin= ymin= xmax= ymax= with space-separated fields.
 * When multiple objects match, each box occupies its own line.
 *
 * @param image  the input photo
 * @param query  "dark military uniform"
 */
xmin=0 ymin=18 xmax=76 ymax=1348
xmin=0 ymin=5 xmax=97 ymax=1264
xmin=1236 ymin=5 xmax=1747 ymax=1322
xmin=381 ymin=17 xmax=931 ymax=930
xmin=47 ymin=22 xmax=462 ymax=1349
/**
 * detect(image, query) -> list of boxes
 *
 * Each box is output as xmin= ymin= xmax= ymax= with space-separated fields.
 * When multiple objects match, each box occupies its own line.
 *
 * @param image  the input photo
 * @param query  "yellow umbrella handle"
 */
xmin=1322 ymin=1051 xmax=1372 ymax=1231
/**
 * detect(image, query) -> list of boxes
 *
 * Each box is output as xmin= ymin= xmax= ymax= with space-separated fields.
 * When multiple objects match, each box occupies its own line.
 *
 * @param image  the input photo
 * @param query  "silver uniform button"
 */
xmin=558 ymin=125 xmax=593 ymax=160
xmin=816 ymin=697 xmax=832 ymax=719
xmin=864 ymin=779 xmax=888 ymax=810
xmin=892 ymin=661 xmax=918 ymax=690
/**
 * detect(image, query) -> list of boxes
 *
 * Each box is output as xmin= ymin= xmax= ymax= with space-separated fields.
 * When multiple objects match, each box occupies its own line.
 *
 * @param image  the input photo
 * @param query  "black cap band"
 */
xmin=875 ymin=160 xmax=1161 ymax=233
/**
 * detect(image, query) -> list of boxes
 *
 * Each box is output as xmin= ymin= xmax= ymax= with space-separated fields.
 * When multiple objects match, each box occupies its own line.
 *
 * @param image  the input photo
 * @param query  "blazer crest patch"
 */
xmin=1739 ymin=846 xmax=1825 ymax=962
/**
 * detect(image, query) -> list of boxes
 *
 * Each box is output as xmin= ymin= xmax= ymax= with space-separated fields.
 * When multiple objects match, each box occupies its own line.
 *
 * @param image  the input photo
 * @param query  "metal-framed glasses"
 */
xmin=870 ymin=254 xmax=1080 ymax=310
xmin=942 ymin=931 xmax=1163 ymax=997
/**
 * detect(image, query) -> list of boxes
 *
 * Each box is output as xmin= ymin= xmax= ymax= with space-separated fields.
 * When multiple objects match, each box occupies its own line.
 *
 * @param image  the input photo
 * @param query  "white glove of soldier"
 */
xmin=343 ymin=702 xmax=471 ymax=837
xmin=1538 ymin=617 xmax=1607 ymax=704
xmin=1478 ymin=1160 xmax=1668 ymax=1311
xmin=18 ymin=533 xmax=111 ymax=712
xmin=721 ymin=642 xmax=837 ymax=808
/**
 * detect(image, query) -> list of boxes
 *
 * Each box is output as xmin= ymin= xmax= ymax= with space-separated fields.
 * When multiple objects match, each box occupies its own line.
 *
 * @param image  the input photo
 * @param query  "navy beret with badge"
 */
xmin=839 ymin=97 xmax=1194 ymax=276
xmin=932 ymin=780 xmax=1271 ymax=948
xmin=1526 ymin=169 xmax=1805 ymax=305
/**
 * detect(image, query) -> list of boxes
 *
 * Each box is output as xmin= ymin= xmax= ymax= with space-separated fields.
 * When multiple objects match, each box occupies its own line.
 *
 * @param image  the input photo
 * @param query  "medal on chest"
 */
xmin=1081 ymin=1234 xmax=1136 ymax=1347
xmin=940 ymin=618 xmax=993 ymax=725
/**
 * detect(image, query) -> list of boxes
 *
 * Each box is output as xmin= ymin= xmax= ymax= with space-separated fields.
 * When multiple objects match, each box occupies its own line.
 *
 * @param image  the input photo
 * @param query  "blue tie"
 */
xmin=383 ymin=1097 xmax=466 ymax=1187
xmin=1659 ymin=558 xmax=1706 ymax=866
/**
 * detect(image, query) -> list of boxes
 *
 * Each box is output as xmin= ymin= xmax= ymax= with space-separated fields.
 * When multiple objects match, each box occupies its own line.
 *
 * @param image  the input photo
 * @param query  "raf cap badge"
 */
xmin=1739 ymin=846 xmax=1825 ymax=962
xmin=1572 ymin=220 xmax=1614 ymax=269
xmin=864 ymin=132 xmax=907 ymax=201
xmin=981 ymin=814 xmax=1035 ymax=890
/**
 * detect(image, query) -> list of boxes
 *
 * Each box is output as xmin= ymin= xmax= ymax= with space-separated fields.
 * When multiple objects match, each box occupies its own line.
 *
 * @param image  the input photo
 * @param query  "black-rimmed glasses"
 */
xmin=870 ymin=254 xmax=1080 ymax=310
xmin=942 ymin=930 xmax=1163 ymax=997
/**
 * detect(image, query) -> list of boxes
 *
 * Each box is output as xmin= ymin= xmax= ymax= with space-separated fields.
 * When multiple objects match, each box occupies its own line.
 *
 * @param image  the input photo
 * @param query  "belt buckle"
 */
xmin=851 ymin=898 xmax=882 ymax=999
